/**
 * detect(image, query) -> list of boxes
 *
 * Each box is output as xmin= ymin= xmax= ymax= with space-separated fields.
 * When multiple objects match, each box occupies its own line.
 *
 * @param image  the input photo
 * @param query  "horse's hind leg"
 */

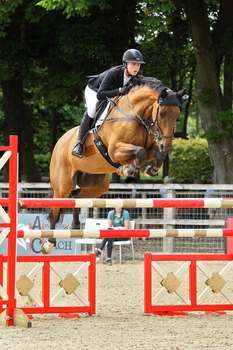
xmin=69 ymin=174 xmax=110 ymax=229
xmin=42 ymin=173 xmax=109 ymax=254
xmin=41 ymin=179 xmax=73 ymax=254
xmin=47 ymin=207 xmax=61 ymax=244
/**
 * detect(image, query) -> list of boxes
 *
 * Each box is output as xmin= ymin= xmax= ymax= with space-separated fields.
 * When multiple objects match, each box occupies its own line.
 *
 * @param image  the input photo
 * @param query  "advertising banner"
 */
xmin=0 ymin=213 xmax=81 ymax=255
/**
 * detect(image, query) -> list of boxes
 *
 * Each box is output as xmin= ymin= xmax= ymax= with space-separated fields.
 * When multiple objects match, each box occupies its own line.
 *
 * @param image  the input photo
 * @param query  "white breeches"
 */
xmin=85 ymin=86 xmax=98 ymax=118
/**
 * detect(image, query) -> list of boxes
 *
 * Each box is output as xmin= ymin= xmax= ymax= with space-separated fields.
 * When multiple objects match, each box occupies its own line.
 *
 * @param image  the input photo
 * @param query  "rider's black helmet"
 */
xmin=122 ymin=49 xmax=146 ymax=65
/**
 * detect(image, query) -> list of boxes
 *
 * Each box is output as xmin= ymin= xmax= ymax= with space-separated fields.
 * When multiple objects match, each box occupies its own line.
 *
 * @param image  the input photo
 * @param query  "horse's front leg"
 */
xmin=139 ymin=143 xmax=168 ymax=177
xmin=111 ymin=143 xmax=147 ymax=176
xmin=140 ymin=158 xmax=164 ymax=177
xmin=117 ymin=158 xmax=142 ymax=176
xmin=140 ymin=147 xmax=168 ymax=177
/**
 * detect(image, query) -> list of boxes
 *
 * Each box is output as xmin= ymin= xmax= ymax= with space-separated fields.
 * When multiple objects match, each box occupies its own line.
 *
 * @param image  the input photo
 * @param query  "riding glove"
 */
xmin=118 ymin=85 xmax=131 ymax=95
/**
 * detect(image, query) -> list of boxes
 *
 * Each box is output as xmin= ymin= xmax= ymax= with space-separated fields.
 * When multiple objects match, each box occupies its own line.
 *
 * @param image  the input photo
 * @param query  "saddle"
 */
xmin=93 ymin=99 xmax=109 ymax=125
xmin=91 ymin=98 xmax=121 ymax=168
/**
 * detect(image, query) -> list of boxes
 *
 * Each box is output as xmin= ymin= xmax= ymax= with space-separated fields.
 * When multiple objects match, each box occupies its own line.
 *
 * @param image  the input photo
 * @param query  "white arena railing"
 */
xmin=1 ymin=182 xmax=233 ymax=254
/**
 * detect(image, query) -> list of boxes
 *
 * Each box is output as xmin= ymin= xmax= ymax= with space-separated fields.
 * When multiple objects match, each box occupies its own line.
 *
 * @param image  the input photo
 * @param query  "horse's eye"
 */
xmin=160 ymin=111 xmax=165 ymax=118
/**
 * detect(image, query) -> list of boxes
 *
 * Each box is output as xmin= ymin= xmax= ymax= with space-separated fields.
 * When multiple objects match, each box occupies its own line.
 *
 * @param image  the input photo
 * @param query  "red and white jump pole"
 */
xmin=15 ymin=227 xmax=233 ymax=239
xmin=18 ymin=197 xmax=233 ymax=209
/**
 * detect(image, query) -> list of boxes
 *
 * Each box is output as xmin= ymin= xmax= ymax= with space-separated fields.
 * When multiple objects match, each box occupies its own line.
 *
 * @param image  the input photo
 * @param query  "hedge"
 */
xmin=169 ymin=137 xmax=213 ymax=182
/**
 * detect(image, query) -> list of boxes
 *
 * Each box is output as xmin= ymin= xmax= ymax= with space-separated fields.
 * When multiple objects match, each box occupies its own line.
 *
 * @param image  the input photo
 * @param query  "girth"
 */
xmin=93 ymin=129 xmax=121 ymax=168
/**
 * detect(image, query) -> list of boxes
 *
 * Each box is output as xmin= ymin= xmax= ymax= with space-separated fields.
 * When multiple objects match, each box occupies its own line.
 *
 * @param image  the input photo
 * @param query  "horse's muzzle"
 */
xmin=156 ymin=151 xmax=168 ymax=161
xmin=158 ymin=141 xmax=173 ymax=155
xmin=156 ymin=144 xmax=168 ymax=161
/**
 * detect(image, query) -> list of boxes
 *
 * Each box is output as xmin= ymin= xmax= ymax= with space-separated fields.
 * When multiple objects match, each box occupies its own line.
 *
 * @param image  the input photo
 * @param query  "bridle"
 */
xmin=93 ymin=85 xmax=183 ymax=170
xmin=153 ymin=104 xmax=175 ymax=140
xmin=93 ymin=88 xmax=180 ymax=169
xmin=106 ymin=91 xmax=179 ymax=143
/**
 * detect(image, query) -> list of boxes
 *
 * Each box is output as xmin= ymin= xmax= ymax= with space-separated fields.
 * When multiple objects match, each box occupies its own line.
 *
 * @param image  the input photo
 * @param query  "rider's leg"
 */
xmin=72 ymin=111 xmax=93 ymax=158
xmin=72 ymin=85 xmax=97 ymax=158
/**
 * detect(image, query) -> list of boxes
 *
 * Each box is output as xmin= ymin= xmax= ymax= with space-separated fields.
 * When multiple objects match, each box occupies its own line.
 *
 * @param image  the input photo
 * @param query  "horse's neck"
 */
xmin=97 ymin=88 xmax=158 ymax=143
xmin=121 ymin=89 xmax=157 ymax=119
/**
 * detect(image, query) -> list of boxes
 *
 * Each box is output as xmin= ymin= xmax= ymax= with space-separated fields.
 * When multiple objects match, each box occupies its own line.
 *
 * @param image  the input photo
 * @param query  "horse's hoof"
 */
xmin=64 ymin=224 xmax=80 ymax=229
xmin=117 ymin=165 xmax=129 ymax=176
xmin=117 ymin=166 xmax=123 ymax=176
xmin=140 ymin=166 xmax=153 ymax=177
xmin=41 ymin=241 xmax=54 ymax=255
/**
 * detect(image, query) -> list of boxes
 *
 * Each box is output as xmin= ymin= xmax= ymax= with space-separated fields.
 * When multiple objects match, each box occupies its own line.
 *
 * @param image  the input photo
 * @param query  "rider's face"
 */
xmin=126 ymin=62 xmax=141 ymax=76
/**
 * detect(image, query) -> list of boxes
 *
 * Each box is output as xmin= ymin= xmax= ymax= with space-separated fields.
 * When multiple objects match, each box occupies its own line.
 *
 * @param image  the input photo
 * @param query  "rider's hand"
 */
xmin=118 ymin=85 xmax=131 ymax=95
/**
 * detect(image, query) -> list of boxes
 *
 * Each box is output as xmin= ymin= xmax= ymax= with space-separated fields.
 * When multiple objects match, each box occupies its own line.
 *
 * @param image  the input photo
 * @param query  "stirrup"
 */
xmin=72 ymin=142 xmax=84 ymax=158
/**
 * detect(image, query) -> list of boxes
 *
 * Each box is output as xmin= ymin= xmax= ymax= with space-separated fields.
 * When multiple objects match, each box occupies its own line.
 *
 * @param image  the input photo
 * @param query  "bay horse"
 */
xmin=42 ymin=76 xmax=185 ymax=254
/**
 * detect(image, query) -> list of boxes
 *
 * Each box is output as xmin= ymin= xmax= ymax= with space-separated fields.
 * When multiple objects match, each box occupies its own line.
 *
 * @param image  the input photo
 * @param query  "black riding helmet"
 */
xmin=122 ymin=49 xmax=146 ymax=65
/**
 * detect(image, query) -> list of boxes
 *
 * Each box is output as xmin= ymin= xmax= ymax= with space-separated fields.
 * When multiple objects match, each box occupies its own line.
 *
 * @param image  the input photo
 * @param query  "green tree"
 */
xmin=137 ymin=0 xmax=233 ymax=183
xmin=1 ymin=0 xmax=232 ymax=184
xmin=0 ymin=0 xmax=138 ymax=180
xmin=182 ymin=0 xmax=233 ymax=184
xmin=136 ymin=3 xmax=196 ymax=139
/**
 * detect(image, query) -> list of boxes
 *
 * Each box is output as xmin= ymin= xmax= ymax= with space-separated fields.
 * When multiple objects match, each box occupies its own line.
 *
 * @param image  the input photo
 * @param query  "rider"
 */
xmin=72 ymin=49 xmax=146 ymax=158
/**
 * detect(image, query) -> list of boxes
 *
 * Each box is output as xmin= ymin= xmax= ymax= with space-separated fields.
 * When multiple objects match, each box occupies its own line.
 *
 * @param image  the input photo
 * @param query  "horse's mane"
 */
xmin=130 ymin=75 xmax=165 ymax=93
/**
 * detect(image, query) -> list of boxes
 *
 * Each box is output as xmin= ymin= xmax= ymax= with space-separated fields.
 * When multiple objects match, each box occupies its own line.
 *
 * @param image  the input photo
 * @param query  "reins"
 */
xmin=107 ymin=94 xmax=174 ymax=143
xmin=93 ymin=85 xmax=179 ymax=168
xmin=107 ymin=97 xmax=158 ymax=141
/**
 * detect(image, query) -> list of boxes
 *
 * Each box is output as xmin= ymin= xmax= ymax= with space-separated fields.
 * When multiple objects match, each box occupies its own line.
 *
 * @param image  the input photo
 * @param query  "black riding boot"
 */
xmin=72 ymin=112 xmax=93 ymax=158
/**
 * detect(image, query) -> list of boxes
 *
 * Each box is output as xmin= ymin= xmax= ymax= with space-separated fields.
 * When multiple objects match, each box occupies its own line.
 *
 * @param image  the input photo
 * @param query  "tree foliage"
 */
xmin=0 ymin=0 xmax=232 ymax=183
xmin=37 ymin=0 xmax=111 ymax=17
xmin=0 ymin=0 xmax=138 ymax=180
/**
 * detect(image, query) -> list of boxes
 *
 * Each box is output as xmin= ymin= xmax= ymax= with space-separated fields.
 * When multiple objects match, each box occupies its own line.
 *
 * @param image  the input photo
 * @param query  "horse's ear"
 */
xmin=176 ymin=89 xmax=186 ymax=100
xmin=160 ymin=88 xmax=168 ymax=99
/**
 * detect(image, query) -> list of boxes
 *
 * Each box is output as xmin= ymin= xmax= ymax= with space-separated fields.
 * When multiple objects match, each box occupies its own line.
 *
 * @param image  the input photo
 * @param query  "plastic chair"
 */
xmin=74 ymin=219 xmax=107 ymax=254
xmin=74 ymin=219 xmax=135 ymax=264
xmin=111 ymin=220 xmax=135 ymax=264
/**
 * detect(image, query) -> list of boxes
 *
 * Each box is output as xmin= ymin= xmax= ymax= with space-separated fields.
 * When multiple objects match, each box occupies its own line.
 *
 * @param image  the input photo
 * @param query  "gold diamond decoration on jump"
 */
xmin=16 ymin=274 xmax=34 ymax=296
xmin=205 ymin=272 xmax=226 ymax=293
xmin=160 ymin=272 xmax=181 ymax=294
xmin=58 ymin=273 xmax=80 ymax=294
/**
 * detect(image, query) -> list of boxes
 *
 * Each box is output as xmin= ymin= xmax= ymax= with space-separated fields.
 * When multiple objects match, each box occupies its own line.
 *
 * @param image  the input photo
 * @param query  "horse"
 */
xmin=41 ymin=76 xmax=185 ymax=254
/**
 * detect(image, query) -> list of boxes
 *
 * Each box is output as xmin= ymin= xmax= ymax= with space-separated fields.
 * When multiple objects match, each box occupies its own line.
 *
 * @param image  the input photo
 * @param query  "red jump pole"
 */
xmin=6 ymin=135 xmax=18 ymax=326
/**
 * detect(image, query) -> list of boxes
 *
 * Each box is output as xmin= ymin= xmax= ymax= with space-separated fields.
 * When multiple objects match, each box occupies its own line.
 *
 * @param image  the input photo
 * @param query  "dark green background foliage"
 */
xmin=169 ymin=138 xmax=213 ymax=182
xmin=33 ymin=137 xmax=214 ymax=183
xmin=34 ymin=154 xmax=50 ymax=179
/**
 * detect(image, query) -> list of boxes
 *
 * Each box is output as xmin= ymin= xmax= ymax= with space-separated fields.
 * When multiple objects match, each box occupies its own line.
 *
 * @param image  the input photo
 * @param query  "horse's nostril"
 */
xmin=159 ymin=143 xmax=164 ymax=152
